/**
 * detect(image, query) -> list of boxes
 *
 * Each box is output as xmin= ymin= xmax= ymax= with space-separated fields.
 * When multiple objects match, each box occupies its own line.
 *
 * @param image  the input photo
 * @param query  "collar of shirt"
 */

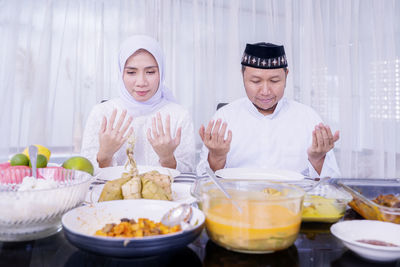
xmin=245 ymin=97 xmax=287 ymax=119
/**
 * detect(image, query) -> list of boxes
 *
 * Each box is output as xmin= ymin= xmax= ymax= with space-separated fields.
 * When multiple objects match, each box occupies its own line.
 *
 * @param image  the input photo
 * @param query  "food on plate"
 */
xmin=98 ymin=176 xmax=132 ymax=202
xmin=356 ymin=239 xmax=399 ymax=247
xmin=10 ymin=153 xmax=30 ymax=166
xmin=141 ymin=176 xmax=170 ymax=200
xmin=22 ymin=144 xmax=51 ymax=161
xmin=302 ymin=195 xmax=344 ymax=222
xmin=62 ymin=156 xmax=94 ymax=175
xmin=121 ymin=176 xmax=142 ymax=199
xmin=141 ymin=171 xmax=172 ymax=199
xmin=99 ymin=172 xmax=172 ymax=202
xmin=98 ymin=136 xmax=173 ymax=202
xmin=348 ymin=193 xmax=400 ymax=224
xmin=205 ymin=201 xmax=301 ymax=251
xmin=372 ymin=194 xmax=400 ymax=208
xmin=94 ymin=218 xmax=181 ymax=237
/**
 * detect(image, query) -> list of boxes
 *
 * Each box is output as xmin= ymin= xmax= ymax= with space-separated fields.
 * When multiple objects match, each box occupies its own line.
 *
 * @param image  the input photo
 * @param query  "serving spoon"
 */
xmin=161 ymin=203 xmax=193 ymax=227
xmin=305 ymin=177 xmax=330 ymax=192
xmin=206 ymin=167 xmax=243 ymax=213
xmin=28 ymin=145 xmax=38 ymax=178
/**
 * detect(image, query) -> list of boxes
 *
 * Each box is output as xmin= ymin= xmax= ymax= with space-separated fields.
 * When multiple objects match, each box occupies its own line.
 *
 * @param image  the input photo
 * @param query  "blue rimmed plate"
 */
xmin=62 ymin=199 xmax=205 ymax=258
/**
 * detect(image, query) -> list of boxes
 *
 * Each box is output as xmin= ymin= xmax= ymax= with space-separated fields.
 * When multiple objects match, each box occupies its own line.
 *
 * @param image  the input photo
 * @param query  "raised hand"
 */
xmin=199 ymin=119 xmax=232 ymax=171
xmin=307 ymin=123 xmax=339 ymax=174
xmin=97 ymin=109 xmax=133 ymax=167
xmin=147 ymin=113 xmax=181 ymax=168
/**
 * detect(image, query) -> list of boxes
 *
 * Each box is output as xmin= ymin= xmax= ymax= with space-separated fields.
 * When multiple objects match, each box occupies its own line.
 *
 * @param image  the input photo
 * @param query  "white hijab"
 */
xmin=117 ymin=35 xmax=176 ymax=117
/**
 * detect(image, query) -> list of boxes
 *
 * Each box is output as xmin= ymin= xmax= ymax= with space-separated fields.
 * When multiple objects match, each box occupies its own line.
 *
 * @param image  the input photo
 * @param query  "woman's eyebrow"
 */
xmin=124 ymin=66 xmax=158 ymax=70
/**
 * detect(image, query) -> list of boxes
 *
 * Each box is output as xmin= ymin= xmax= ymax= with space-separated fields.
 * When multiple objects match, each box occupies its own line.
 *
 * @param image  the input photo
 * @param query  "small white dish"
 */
xmin=330 ymin=220 xmax=400 ymax=262
xmin=96 ymin=165 xmax=180 ymax=181
xmin=215 ymin=167 xmax=305 ymax=181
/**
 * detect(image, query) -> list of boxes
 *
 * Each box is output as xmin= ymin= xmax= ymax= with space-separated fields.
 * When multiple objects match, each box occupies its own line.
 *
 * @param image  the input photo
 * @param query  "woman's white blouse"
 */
xmin=81 ymin=98 xmax=196 ymax=174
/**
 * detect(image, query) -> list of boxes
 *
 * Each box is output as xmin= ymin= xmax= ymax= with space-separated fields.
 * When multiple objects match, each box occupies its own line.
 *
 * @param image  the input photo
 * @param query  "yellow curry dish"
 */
xmin=192 ymin=181 xmax=305 ymax=254
xmin=302 ymin=195 xmax=346 ymax=223
xmin=205 ymin=201 xmax=302 ymax=253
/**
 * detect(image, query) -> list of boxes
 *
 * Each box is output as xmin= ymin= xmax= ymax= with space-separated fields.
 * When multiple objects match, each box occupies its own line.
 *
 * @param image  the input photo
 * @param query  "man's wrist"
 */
xmin=308 ymin=154 xmax=325 ymax=165
xmin=308 ymin=154 xmax=326 ymax=176
xmin=208 ymin=152 xmax=227 ymax=171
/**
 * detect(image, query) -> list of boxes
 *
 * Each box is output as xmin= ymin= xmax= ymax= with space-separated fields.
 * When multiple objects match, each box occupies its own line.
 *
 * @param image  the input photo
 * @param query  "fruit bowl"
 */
xmin=0 ymin=167 xmax=93 ymax=241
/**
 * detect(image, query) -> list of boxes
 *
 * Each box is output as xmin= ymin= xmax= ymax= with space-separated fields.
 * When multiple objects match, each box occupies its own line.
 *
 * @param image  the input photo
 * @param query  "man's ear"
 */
xmin=285 ymin=68 xmax=289 ymax=77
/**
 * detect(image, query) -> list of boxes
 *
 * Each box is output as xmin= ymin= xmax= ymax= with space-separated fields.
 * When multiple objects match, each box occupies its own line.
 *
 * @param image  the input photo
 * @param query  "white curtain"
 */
xmin=0 ymin=0 xmax=399 ymax=178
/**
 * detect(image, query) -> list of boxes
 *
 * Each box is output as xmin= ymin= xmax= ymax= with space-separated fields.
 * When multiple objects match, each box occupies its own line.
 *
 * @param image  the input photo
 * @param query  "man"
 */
xmin=197 ymin=42 xmax=340 ymax=178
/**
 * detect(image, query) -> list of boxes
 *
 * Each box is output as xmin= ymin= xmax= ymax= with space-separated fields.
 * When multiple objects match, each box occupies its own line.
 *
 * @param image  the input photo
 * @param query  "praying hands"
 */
xmin=199 ymin=118 xmax=232 ymax=171
xmin=97 ymin=109 xmax=133 ymax=167
xmin=307 ymin=123 xmax=340 ymax=175
xmin=147 ymin=112 xmax=182 ymax=169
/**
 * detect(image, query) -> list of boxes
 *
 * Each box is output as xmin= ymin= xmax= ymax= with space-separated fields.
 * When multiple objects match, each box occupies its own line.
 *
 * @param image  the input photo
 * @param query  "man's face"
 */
xmin=243 ymin=66 xmax=288 ymax=115
xmin=123 ymin=50 xmax=160 ymax=102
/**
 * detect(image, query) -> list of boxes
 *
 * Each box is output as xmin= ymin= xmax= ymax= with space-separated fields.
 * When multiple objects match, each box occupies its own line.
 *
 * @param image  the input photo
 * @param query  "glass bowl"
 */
xmin=191 ymin=178 xmax=305 ymax=254
xmin=0 ymin=167 xmax=93 ymax=241
xmin=293 ymin=179 xmax=352 ymax=223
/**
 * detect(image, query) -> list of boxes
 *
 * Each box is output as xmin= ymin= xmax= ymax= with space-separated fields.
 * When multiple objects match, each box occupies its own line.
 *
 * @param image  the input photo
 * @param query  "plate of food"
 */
xmin=96 ymin=165 xmax=180 ymax=181
xmin=88 ymin=182 xmax=196 ymax=204
xmin=87 ymin=136 xmax=194 ymax=204
xmin=330 ymin=220 xmax=400 ymax=262
xmin=62 ymin=199 xmax=205 ymax=257
xmin=215 ymin=168 xmax=305 ymax=181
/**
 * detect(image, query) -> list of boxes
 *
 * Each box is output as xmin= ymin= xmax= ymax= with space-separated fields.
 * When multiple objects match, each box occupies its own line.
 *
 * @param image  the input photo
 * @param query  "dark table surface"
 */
xmin=0 ymin=210 xmax=399 ymax=267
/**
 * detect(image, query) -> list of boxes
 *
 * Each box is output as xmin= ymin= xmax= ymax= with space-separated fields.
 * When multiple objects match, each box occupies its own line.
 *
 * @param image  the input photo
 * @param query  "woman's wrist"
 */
xmin=97 ymin=151 xmax=113 ymax=168
xmin=159 ymin=155 xmax=177 ymax=169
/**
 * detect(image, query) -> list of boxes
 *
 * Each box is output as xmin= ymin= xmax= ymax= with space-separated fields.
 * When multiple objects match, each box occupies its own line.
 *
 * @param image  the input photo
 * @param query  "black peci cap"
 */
xmin=241 ymin=42 xmax=287 ymax=69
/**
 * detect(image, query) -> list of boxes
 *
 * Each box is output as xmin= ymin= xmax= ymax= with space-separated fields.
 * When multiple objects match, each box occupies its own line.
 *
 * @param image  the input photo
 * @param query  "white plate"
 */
xmin=62 ymin=199 xmax=205 ymax=257
xmin=96 ymin=165 xmax=180 ymax=181
xmin=215 ymin=168 xmax=305 ymax=181
xmin=330 ymin=220 xmax=400 ymax=262
xmin=87 ymin=183 xmax=196 ymax=204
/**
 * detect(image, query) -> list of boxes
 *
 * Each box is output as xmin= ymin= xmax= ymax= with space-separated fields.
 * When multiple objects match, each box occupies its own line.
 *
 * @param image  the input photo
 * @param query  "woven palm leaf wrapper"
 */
xmin=98 ymin=135 xmax=173 ymax=201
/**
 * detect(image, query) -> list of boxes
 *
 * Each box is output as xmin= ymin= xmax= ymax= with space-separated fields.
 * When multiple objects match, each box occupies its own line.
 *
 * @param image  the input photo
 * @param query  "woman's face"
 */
xmin=123 ymin=50 xmax=160 ymax=102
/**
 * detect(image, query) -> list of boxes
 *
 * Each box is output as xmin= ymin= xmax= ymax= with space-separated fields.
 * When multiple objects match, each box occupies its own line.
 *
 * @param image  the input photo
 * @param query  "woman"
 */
xmin=81 ymin=35 xmax=195 ymax=174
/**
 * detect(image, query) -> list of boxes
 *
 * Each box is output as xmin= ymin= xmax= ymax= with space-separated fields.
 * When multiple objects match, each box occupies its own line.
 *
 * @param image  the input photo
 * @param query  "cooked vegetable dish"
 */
xmin=349 ymin=193 xmax=400 ymax=224
xmin=95 ymin=218 xmax=181 ymax=238
xmin=372 ymin=194 xmax=400 ymax=208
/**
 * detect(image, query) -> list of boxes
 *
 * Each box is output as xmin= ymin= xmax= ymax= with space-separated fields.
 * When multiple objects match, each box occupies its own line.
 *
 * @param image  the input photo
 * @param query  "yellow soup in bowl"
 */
xmin=205 ymin=200 xmax=302 ymax=253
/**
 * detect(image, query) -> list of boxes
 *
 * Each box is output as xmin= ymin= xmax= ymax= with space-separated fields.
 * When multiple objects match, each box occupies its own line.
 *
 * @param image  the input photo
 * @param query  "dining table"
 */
xmin=0 ymin=173 xmax=399 ymax=267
